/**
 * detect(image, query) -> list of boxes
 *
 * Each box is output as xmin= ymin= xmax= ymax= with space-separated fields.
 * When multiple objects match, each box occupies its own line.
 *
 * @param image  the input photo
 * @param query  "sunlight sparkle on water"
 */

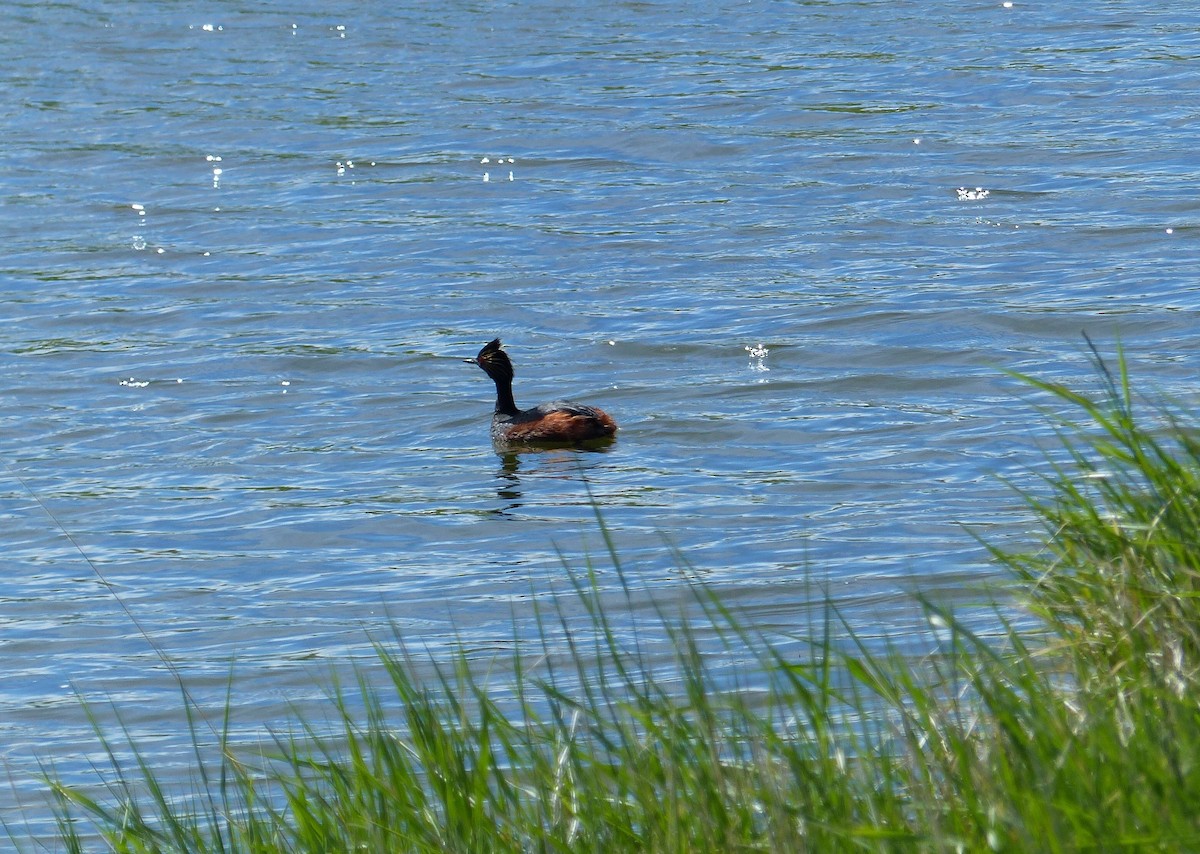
xmin=207 ymin=154 xmax=223 ymax=188
xmin=130 ymin=203 xmax=147 ymax=250
xmin=481 ymin=156 xmax=516 ymax=182
xmin=745 ymin=343 xmax=769 ymax=375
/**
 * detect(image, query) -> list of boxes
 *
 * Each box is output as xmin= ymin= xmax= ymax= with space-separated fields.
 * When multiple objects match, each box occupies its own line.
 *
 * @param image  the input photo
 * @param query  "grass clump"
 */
xmin=35 ymin=348 xmax=1200 ymax=852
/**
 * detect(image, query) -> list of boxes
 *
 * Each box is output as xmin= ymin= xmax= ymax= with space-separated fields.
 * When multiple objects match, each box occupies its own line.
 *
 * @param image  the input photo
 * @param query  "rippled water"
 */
xmin=3 ymin=0 xmax=1200 ymax=837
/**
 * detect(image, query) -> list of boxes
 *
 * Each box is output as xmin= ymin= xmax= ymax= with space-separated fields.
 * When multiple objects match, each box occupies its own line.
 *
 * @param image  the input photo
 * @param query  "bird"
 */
xmin=465 ymin=338 xmax=618 ymax=445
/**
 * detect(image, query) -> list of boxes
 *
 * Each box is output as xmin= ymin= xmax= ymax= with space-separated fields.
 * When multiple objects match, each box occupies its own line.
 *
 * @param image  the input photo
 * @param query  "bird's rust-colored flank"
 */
xmin=502 ymin=408 xmax=618 ymax=443
xmin=466 ymin=338 xmax=618 ymax=446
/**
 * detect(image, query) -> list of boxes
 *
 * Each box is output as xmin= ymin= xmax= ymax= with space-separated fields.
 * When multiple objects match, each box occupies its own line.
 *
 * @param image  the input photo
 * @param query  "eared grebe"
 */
xmin=466 ymin=338 xmax=618 ymax=445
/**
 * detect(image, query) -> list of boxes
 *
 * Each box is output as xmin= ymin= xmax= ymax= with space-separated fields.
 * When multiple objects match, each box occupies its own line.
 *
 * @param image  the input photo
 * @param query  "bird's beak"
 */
xmin=463 ymin=357 xmax=477 ymax=364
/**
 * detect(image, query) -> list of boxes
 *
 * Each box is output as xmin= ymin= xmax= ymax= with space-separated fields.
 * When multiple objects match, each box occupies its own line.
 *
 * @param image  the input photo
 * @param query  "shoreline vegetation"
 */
xmin=27 ymin=348 xmax=1200 ymax=851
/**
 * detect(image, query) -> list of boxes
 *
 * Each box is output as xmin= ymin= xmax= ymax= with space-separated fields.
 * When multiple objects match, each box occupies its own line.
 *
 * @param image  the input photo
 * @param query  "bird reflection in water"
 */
xmin=492 ymin=445 xmax=615 ymax=515
xmin=496 ymin=451 xmax=523 ymax=505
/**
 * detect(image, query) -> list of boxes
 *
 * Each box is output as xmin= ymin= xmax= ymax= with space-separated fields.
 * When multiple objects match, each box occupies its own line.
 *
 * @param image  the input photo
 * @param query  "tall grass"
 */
xmin=33 ymin=349 xmax=1200 ymax=851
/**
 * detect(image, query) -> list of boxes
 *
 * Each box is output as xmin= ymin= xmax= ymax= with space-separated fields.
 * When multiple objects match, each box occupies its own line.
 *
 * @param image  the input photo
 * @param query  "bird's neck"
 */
xmin=493 ymin=378 xmax=520 ymax=416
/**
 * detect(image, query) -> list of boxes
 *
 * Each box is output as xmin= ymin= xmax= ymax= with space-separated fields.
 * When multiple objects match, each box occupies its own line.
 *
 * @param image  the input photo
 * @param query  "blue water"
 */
xmin=3 ymin=0 xmax=1200 ymax=839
